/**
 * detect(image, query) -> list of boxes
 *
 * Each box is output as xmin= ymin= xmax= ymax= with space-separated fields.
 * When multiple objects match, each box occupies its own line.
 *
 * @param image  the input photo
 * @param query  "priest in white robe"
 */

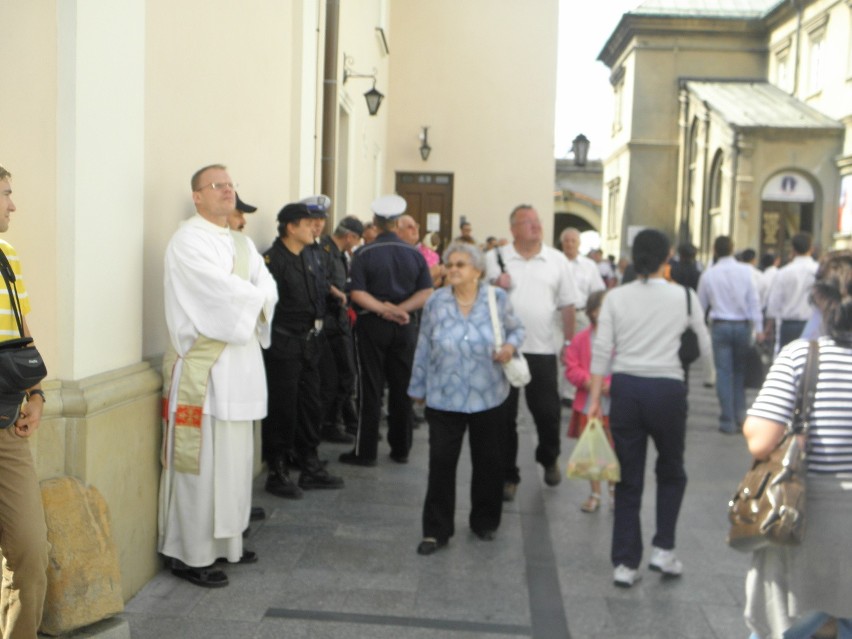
xmin=158 ymin=164 xmax=277 ymax=588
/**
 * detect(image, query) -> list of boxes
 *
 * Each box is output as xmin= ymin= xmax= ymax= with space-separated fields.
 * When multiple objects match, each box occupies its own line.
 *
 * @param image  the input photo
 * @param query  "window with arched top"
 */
xmin=709 ymin=150 xmax=724 ymax=212
xmin=701 ymin=149 xmax=725 ymax=253
xmin=686 ymin=118 xmax=700 ymax=225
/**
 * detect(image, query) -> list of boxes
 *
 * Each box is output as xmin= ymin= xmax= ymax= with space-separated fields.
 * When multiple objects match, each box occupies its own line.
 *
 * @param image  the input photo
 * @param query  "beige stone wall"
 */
xmin=0 ymin=2 xmax=60 ymax=372
xmin=386 ymin=0 xmax=559 ymax=244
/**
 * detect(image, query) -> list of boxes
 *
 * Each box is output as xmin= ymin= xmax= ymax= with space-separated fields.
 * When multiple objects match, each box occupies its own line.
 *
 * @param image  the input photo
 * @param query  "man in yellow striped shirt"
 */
xmin=0 ymin=165 xmax=49 ymax=638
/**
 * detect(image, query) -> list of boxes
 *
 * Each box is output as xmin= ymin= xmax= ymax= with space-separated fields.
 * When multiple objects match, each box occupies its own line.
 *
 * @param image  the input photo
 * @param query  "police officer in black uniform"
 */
xmin=316 ymin=215 xmax=364 ymax=442
xmin=262 ymin=202 xmax=344 ymax=498
xmin=339 ymin=195 xmax=433 ymax=466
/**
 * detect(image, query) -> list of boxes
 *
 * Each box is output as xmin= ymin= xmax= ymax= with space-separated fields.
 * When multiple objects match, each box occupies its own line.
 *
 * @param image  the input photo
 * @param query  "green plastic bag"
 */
xmin=566 ymin=418 xmax=620 ymax=482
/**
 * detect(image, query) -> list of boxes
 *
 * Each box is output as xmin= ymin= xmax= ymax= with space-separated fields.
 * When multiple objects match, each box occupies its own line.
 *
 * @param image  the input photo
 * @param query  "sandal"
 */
xmin=171 ymin=560 xmax=229 ymax=588
xmin=581 ymin=493 xmax=601 ymax=513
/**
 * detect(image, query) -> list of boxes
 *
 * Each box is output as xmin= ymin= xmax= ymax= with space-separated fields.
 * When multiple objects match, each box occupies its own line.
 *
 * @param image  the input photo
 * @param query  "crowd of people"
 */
xmin=0 ymin=159 xmax=846 ymax=637
xmin=157 ymin=167 xmax=850 ymax=635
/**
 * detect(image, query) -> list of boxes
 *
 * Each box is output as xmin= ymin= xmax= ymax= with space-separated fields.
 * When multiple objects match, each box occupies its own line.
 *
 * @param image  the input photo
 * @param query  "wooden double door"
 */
xmin=395 ymin=172 xmax=453 ymax=254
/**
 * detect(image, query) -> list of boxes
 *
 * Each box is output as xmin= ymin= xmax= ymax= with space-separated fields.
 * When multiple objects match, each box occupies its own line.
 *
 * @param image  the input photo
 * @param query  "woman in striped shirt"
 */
xmin=743 ymin=251 xmax=852 ymax=639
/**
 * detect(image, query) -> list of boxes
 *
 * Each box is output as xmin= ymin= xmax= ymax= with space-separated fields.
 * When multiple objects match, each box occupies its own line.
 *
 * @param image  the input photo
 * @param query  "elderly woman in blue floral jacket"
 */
xmin=408 ymin=242 xmax=524 ymax=555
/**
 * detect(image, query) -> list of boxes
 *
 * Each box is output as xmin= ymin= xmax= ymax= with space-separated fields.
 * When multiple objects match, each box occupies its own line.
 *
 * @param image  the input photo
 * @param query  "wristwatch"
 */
xmin=26 ymin=389 xmax=46 ymax=403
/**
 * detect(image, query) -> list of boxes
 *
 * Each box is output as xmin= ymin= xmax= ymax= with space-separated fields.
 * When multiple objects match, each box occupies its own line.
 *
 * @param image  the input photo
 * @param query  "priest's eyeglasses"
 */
xmin=196 ymin=182 xmax=238 ymax=192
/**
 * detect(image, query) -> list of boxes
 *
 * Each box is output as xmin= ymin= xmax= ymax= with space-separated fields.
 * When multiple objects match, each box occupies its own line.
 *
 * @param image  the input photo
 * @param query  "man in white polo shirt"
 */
xmin=486 ymin=205 xmax=579 ymax=500
xmin=765 ymin=232 xmax=818 ymax=350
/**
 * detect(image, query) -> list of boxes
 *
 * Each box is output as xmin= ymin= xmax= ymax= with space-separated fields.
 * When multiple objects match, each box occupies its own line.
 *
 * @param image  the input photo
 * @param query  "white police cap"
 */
xmin=299 ymin=194 xmax=332 ymax=217
xmin=371 ymin=194 xmax=407 ymax=220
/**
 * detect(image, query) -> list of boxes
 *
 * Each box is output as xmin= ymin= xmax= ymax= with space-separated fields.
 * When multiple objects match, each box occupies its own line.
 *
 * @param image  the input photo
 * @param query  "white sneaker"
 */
xmin=613 ymin=564 xmax=641 ymax=588
xmin=649 ymin=547 xmax=683 ymax=577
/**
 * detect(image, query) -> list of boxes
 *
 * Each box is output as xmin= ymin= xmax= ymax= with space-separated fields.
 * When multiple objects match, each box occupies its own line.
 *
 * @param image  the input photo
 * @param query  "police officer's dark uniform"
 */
xmin=262 ymin=202 xmax=344 ymax=497
xmin=339 ymin=195 xmax=433 ymax=465
xmin=317 ymin=218 xmax=363 ymax=442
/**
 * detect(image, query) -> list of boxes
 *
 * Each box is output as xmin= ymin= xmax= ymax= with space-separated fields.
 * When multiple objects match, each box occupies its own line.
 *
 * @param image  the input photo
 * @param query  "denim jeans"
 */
xmin=711 ymin=320 xmax=751 ymax=432
xmin=748 ymin=613 xmax=852 ymax=639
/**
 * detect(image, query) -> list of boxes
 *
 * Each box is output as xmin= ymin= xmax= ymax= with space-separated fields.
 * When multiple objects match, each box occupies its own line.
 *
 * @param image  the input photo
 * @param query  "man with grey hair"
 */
xmin=559 ymin=227 xmax=605 ymax=406
xmin=318 ymin=215 xmax=364 ymax=442
xmin=486 ymin=205 xmax=579 ymax=499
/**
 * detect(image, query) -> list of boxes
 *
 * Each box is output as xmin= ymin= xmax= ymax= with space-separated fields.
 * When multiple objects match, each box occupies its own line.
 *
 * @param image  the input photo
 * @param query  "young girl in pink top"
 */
xmin=563 ymin=290 xmax=613 ymax=512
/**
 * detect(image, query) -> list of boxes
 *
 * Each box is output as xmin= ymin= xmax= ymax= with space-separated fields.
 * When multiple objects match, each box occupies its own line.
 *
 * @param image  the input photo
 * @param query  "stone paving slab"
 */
xmin=123 ymin=364 xmax=758 ymax=638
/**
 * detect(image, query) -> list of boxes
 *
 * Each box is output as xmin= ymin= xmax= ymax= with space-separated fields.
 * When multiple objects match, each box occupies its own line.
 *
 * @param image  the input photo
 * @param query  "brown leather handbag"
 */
xmin=727 ymin=340 xmax=818 ymax=553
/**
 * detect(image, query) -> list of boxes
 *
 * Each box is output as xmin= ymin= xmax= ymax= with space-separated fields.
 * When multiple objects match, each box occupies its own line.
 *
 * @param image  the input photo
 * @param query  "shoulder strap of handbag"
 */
xmin=487 ymin=285 xmax=504 ymax=348
xmin=0 ymin=248 xmax=25 ymax=337
xmin=684 ymin=285 xmax=692 ymax=317
xmin=495 ymin=247 xmax=506 ymax=273
xmin=791 ymin=340 xmax=819 ymax=435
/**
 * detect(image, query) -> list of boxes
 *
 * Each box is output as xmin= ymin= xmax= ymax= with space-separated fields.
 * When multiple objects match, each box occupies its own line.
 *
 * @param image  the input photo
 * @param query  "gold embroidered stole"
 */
xmin=161 ymin=231 xmax=251 ymax=474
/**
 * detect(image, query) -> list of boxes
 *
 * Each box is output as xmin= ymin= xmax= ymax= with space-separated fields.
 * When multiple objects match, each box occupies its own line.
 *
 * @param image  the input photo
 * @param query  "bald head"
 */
xmin=397 ymin=214 xmax=420 ymax=246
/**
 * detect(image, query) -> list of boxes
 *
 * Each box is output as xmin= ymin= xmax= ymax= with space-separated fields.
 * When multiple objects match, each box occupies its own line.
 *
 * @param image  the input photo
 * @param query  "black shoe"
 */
xmin=170 ymin=559 xmax=229 ymax=588
xmin=216 ymin=550 xmax=258 ymax=564
xmin=389 ymin=452 xmax=409 ymax=464
xmin=339 ymin=450 xmax=377 ymax=467
xmin=321 ymin=425 xmax=354 ymax=444
xmin=298 ymin=467 xmax=345 ymax=489
xmin=472 ymin=528 xmax=496 ymax=541
xmin=265 ymin=460 xmax=304 ymax=499
xmin=250 ymin=507 xmax=266 ymax=522
xmin=416 ymin=538 xmax=447 ymax=556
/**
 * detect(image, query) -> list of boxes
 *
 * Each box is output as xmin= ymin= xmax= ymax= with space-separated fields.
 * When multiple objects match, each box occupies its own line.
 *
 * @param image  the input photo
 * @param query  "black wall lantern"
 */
xmin=419 ymin=126 xmax=431 ymax=161
xmin=343 ymin=54 xmax=384 ymax=116
xmin=571 ymin=134 xmax=590 ymax=166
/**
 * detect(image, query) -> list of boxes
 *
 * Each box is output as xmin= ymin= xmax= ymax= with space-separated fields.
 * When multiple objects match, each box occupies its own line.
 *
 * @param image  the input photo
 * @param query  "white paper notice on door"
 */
xmin=426 ymin=213 xmax=440 ymax=232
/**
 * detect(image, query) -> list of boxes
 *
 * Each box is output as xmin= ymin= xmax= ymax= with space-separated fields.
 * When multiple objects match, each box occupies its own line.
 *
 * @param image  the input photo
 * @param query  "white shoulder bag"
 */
xmin=487 ymin=286 xmax=531 ymax=388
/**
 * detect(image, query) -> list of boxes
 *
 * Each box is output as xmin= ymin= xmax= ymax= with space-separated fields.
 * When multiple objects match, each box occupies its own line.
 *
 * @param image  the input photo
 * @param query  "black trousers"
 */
xmin=609 ymin=373 xmax=687 ymax=569
xmin=318 ymin=320 xmax=358 ymax=430
xmin=503 ymin=353 xmax=561 ymax=484
xmin=353 ymin=313 xmax=415 ymax=460
xmin=262 ymin=335 xmax=322 ymax=465
xmin=422 ymin=403 xmax=506 ymax=542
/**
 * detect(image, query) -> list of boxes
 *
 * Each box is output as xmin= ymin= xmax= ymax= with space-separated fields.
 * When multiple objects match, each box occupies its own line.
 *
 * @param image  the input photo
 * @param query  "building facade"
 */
xmin=598 ymin=0 xmax=852 ymax=263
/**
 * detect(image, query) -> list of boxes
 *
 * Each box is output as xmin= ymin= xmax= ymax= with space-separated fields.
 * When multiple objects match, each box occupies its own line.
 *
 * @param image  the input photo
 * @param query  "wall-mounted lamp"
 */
xmin=419 ymin=126 xmax=431 ymax=161
xmin=571 ymin=133 xmax=590 ymax=166
xmin=343 ymin=54 xmax=384 ymax=116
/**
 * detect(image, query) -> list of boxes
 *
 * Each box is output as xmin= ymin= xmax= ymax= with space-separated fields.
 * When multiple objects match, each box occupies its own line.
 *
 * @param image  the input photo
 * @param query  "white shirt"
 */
xmin=697 ymin=256 xmax=762 ymax=325
xmin=485 ymin=243 xmax=579 ymax=354
xmin=164 ymin=215 xmax=278 ymax=420
xmin=565 ymin=254 xmax=605 ymax=309
xmin=766 ymin=255 xmax=818 ymax=321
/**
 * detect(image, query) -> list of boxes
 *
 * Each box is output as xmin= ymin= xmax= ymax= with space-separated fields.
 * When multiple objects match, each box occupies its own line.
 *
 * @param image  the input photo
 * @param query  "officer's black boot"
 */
xmin=298 ymin=456 xmax=344 ymax=490
xmin=265 ymin=456 xmax=303 ymax=499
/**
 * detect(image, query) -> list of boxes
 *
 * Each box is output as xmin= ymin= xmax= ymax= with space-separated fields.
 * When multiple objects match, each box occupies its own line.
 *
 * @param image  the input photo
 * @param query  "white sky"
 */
xmin=555 ymin=0 xmax=642 ymax=161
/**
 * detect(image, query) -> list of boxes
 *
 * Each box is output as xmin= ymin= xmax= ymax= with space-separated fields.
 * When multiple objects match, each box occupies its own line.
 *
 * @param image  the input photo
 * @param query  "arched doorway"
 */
xmin=553 ymin=213 xmax=596 ymax=248
xmin=759 ymin=171 xmax=815 ymax=263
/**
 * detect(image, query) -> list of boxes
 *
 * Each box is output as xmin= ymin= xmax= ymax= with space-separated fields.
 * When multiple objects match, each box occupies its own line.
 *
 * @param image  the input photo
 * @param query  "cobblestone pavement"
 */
xmin=124 ymin=359 xmax=757 ymax=638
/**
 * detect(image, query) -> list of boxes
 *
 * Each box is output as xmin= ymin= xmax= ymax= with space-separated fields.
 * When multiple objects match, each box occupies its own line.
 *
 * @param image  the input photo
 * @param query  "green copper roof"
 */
xmin=686 ymin=81 xmax=843 ymax=129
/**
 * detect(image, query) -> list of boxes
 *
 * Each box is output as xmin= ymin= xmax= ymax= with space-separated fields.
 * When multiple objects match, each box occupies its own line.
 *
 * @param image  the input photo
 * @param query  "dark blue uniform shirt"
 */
xmin=349 ymin=232 xmax=432 ymax=309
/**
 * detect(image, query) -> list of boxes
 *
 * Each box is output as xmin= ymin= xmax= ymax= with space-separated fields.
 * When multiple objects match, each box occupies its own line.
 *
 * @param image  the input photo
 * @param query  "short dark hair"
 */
xmin=713 ymin=236 xmax=733 ymax=258
xmin=191 ymin=164 xmax=227 ymax=191
xmin=759 ymin=253 xmax=776 ymax=271
xmin=509 ymin=204 xmax=534 ymax=225
xmin=631 ymin=229 xmax=670 ymax=278
xmin=791 ymin=232 xmax=812 ymax=255
xmin=740 ymin=248 xmax=756 ymax=263
xmin=0 ymin=165 xmax=10 ymax=181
